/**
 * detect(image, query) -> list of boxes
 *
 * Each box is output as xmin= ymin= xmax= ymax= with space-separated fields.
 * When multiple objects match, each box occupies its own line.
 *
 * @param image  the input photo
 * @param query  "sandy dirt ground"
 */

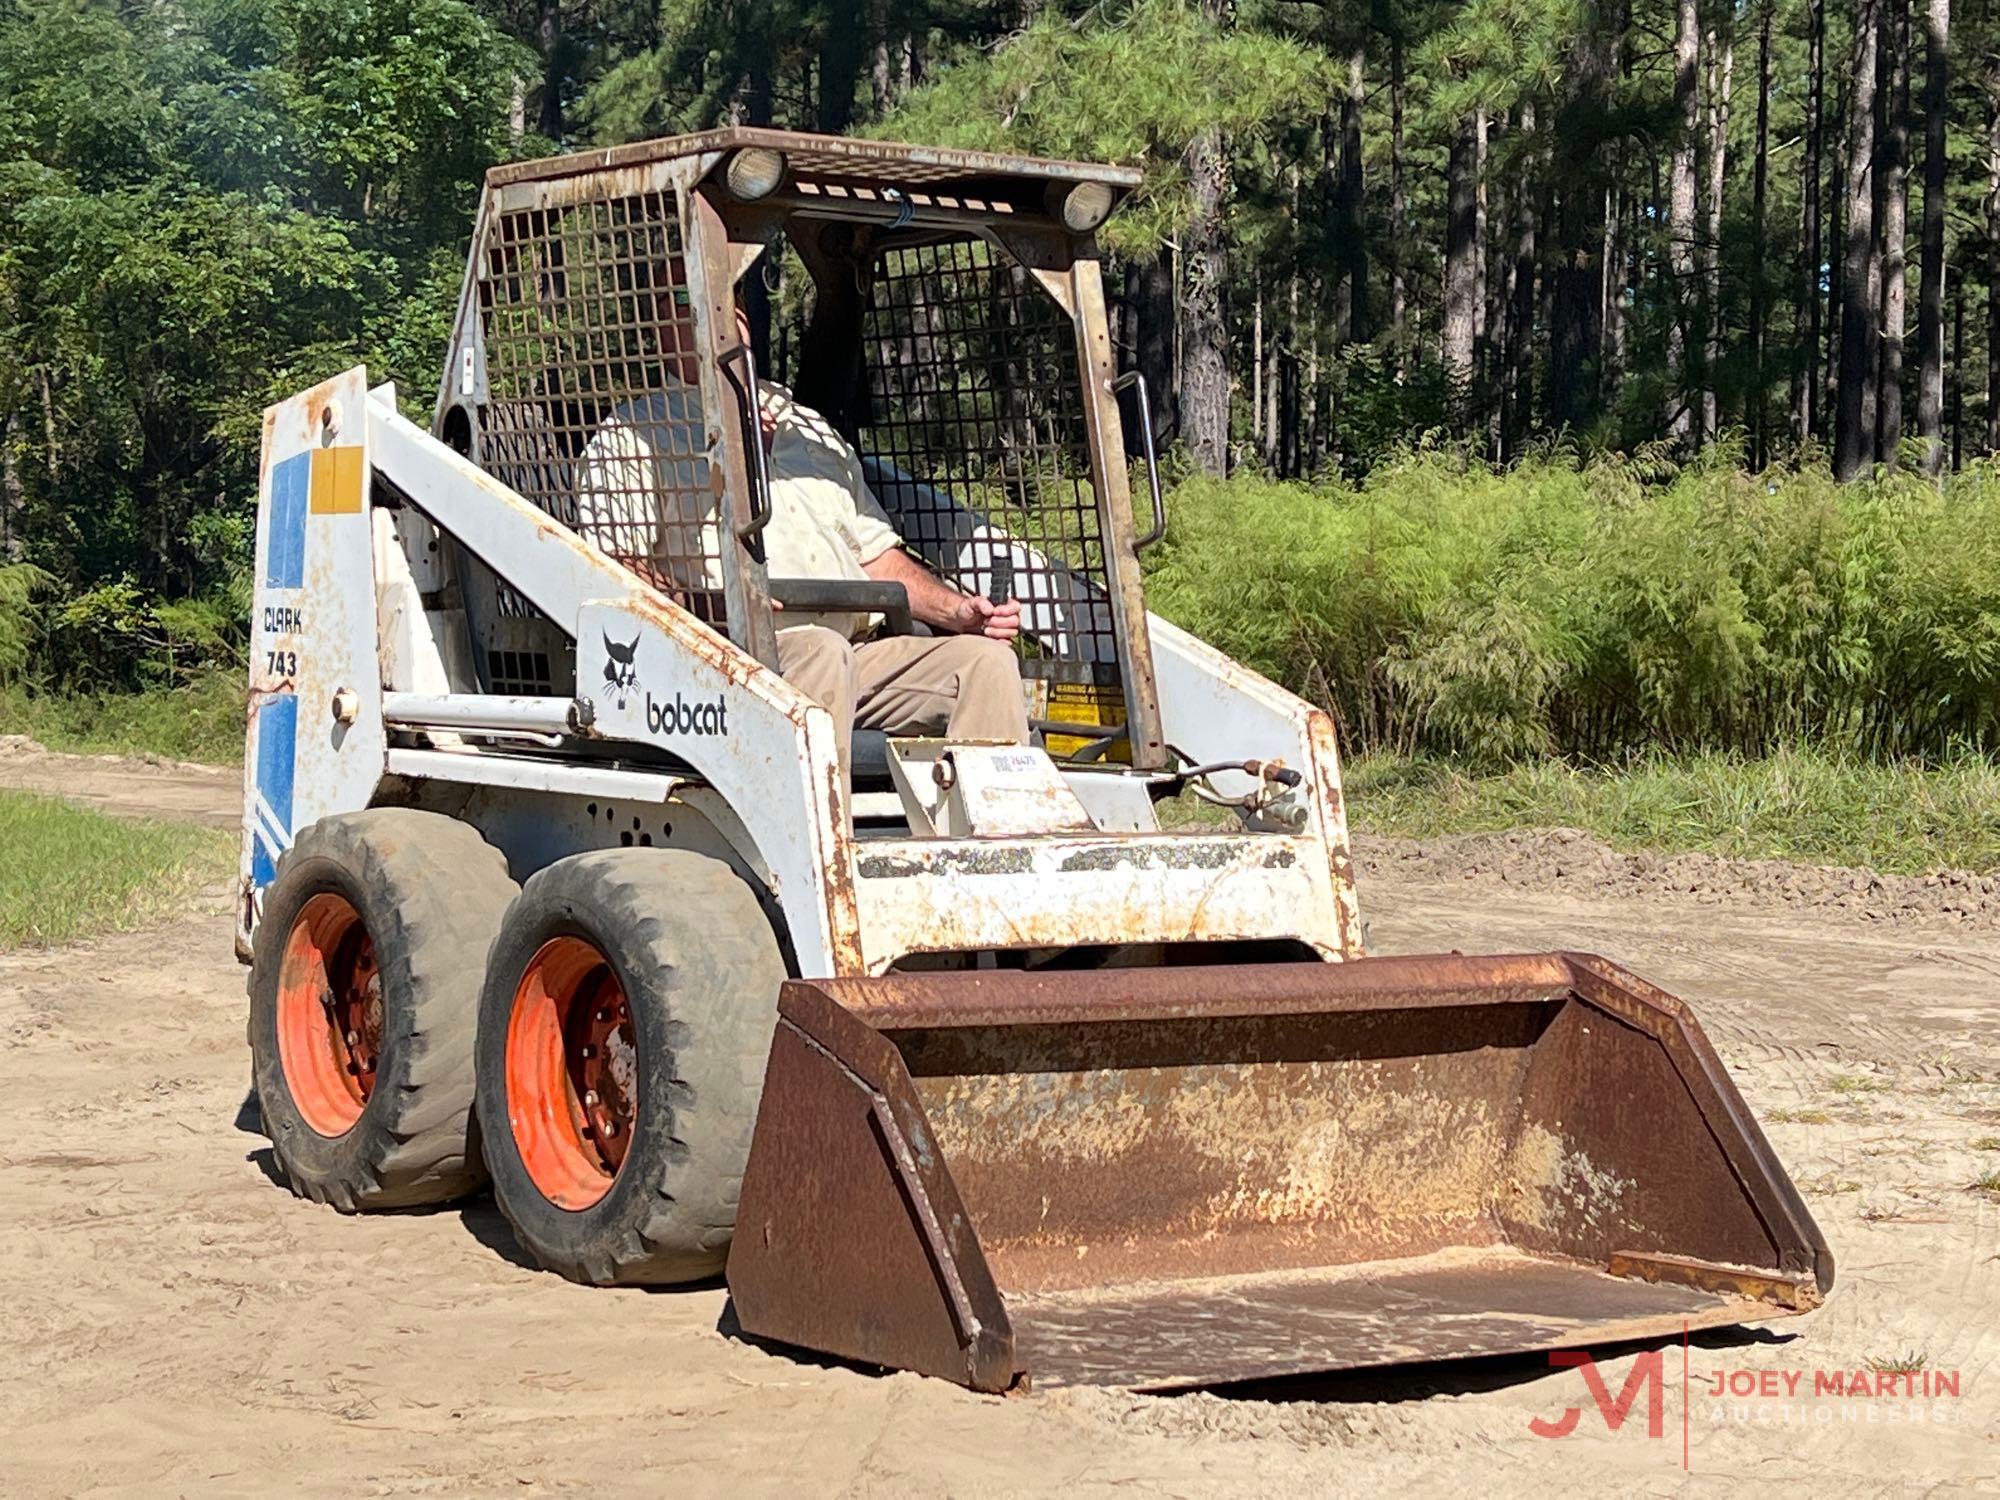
xmin=0 ymin=736 xmax=240 ymax=828
xmin=2 ymin=748 xmax=1996 ymax=1497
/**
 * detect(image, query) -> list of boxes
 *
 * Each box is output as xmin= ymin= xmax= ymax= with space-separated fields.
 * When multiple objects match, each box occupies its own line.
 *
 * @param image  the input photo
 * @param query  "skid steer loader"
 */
xmin=240 ymin=129 xmax=1830 ymax=1392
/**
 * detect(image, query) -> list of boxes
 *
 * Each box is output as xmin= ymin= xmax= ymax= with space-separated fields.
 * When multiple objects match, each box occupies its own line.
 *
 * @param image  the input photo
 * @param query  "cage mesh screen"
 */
xmin=476 ymin=187 xmax=728 ymax=630
xmin=857 ymin=240 xmax=1125 ymax=715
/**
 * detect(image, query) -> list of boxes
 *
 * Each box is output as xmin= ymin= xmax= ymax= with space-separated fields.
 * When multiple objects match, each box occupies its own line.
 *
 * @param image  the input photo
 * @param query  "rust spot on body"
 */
xmin=1054 ymin=840 xmax=1271 ymax=875
xmin=859 ymin=846 xmax=1036 ymax=880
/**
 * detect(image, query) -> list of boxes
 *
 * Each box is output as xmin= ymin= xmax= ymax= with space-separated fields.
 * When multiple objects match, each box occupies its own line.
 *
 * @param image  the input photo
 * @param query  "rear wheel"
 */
xmin=249 ymin=809 xmax=519 ymax=1210
xmin=476 ymin=848 xmax=786 ymax=1284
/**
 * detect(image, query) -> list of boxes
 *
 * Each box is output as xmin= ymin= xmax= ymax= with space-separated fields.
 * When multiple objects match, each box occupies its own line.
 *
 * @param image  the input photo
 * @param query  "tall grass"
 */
xmin=0 ymin=670 xmax=245 ymax=763
xmin=1146 ymin=450 xmax=2000 ymax=763
xmin=1347 ymin=748 xmax=2000 ymax=874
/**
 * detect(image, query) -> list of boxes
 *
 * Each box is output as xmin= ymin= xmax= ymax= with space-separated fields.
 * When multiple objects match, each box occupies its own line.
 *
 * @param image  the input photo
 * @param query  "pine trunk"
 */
xmin=1128 ymin=256 xmax=1177 ymax=455
xmin=1751 ymin=3 xmax=1771 ymax=467
xmin=1827 ymin=76 xmax=1846 ymax=434
xmin=1264 ymin=329 xmax=1280 ymax=466
xmin=1443 ymin=115 xmax=1480 ymax=430
xmin=1667 ymin=0 xmax=1701 ymax=442
xmin=1547 ymin=7 xmax=1615 ymax=430
xmin=1182 ymin=121 xmax=1231 ymax=475
xmin=1602 ymin=180 xmax=1626 ymax=408
xmin=1337 ymin=48 xmax=1367 ymax=345
xmin=1917 ymin=0 xmax=1951 ymax=473
xmin=1283 ymin=256 xmax=1302 ymax=477
xmin=818 ymin=22 xmax=864 ymax=134
xmin=1835 ymin=1 xmax=1881 ymax=480
xmin=1880 ymin=0 xmax=1910 ymax=465
xmin=1 ymin=410 xmax=19 ymax=559
xmin=1951 ymin=277 xmax=1965 ymax=467
xmin=536 ymin=0 xmax=563 ymax=140
xmin=1252 ymin=276 xmax=1264 ymax=455
xmin=1507 ymin=102 xmax=1539 ymax=456
xmin=1702 ymin=19 xmax=1734 ymax=441
xmin=870 ymin=0 xmax=894 ymax=113
xmin=1796 ymin=0 xmax=1825 ymax=445
xmin=1475 ymin=108 xmax=1489 ymax=366
xmin=1986 ymin=78 xmax=2000 ymax=453
xmin=1492 ymin=126 xmax=1516 ymax=456
xmin=1388 ymin=25 xmax=1409 ymax=357
xmin=1285 ymin=168 xmax=1302 ymax=475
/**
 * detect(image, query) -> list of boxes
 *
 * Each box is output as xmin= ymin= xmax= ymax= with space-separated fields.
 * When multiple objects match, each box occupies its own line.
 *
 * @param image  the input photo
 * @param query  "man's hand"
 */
xmin=947 ymin=594 xmax=1022 ymax=642
xmin=863 ymin=547 xmax=1022 ymax=640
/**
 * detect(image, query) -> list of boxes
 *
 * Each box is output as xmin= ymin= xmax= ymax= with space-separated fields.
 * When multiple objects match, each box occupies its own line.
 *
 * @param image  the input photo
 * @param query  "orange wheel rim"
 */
xmin=506 ymin=936 xmax=638 ymax=1210
xmin=275 ymin=892 xmax=381 ymax=1137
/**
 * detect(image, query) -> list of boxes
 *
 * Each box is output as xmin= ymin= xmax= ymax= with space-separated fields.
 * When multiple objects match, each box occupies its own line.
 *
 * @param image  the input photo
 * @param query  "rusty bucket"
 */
xmin=725 ymin=953 xmax=1831 ymax=1392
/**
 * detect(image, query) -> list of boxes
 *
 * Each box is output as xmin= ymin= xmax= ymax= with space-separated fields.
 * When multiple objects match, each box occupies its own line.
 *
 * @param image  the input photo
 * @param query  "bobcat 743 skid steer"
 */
xmin=240 ymin=129 xmax=1829 ymax=1393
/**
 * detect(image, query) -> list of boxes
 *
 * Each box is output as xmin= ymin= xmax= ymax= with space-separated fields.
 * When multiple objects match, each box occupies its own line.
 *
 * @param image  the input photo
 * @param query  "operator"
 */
xmin=756 ymin=371 xmax=1032 ymax=777
xmin=575 ymin=276 xmax=1030 ymax=777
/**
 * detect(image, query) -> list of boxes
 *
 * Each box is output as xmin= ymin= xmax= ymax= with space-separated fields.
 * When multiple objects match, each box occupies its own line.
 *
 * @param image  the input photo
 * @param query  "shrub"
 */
xmin=1144 ymin=450 xmax=2000 ymax=764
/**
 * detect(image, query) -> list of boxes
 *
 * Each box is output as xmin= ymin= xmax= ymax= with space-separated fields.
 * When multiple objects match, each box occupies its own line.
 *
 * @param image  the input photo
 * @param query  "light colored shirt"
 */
xmin=575 ymin=380 xmax=905 ymax=640
xmin=575 ymin=387 xmax=721 ymax=600
xmin=761 ymin=384 xmax=903 ymax=639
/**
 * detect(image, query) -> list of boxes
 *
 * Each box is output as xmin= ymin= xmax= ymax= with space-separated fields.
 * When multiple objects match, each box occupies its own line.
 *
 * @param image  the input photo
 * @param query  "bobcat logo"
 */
xmin=602 ymin=632 xmax=640 ymax=709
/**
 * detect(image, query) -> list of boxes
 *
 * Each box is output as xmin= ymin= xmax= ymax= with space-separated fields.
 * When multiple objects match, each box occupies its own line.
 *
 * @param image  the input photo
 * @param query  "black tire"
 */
xmin=249 ymin=808 xmax=518 ymax=1210
xmin=475 ymin=848 xmax=787 ymax=1285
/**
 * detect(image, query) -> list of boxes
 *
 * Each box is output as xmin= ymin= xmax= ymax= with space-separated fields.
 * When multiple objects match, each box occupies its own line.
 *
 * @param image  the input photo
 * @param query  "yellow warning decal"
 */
xmin=1044 ymin=680 xmax=1131 ymax=763
xmin=308 ymin=445 xmax=364 ymax=514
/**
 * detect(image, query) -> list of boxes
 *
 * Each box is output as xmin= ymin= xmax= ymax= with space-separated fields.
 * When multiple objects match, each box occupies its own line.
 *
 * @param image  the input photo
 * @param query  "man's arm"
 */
xmin=862 ymin=548 xmax=1021 ymax=641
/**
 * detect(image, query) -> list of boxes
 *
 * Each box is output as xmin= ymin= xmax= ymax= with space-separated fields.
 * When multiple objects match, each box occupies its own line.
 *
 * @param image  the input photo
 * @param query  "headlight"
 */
xmin=724 ymin=147 xmax=787 ymax=201
xmin=1050 ymin=180 xmax=1116 ymax=233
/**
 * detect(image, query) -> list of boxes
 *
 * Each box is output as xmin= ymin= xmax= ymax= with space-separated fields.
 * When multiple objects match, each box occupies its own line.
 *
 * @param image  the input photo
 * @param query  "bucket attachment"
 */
xmin=726 ymin=954 xmax=1831 ymax=1393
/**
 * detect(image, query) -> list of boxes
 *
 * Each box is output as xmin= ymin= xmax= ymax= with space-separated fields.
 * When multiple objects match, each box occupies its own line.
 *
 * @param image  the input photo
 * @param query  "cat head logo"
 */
xmin=602 ymin=631 xmax=640 ymax=709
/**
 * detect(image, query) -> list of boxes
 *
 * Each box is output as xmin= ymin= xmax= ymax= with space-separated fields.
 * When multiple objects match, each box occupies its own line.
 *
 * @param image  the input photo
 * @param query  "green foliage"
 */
xmin=0 ymin=0 xmax=532 ymax=693
xmin=1146 ymin=453 xmax=2000 ymax=763
xmin=0 ymin=562 xmax=53 ymax=682
xmin=1321 ymin=346 xmax=1453 ymax=475
xmin=0 ymin=670 xmax=246 ymax=763
xmin=876 ymin=0 xmax=1331 ymax=252
xmin=0 ymin=789 xmax=232 ymax=948
xmin=1346 ymin=748 xmax=2000 ymax=875
xmin=584 ymin=0 xmax=825 ymax=141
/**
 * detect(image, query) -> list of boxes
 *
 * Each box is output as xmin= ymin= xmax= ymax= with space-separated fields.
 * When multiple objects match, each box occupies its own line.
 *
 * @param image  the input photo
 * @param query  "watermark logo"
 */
xmin=1529 ymin=1349 xmax=1666 ymax=1441
xmin=1530 ymin=1331 xmax=1966 ymax=1471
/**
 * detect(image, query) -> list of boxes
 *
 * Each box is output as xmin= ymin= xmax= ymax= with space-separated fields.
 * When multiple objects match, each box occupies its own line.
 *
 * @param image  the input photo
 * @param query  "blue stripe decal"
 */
xmin=251 ymin=832 xmax=279 ymax=888
xmin=252 ymin=694 xmax=298 ymax=887
xmin=265 ymin=451 xmax=310 ymax=588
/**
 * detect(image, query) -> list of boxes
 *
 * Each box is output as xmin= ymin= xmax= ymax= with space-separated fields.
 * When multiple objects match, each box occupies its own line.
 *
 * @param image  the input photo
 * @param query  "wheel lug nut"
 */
xmin=344 ymin=1030 xmax=359 ymax=1046
xmin=580 ymin=1045 xmax=596 ymax=1059
xmin=594 ymin=1009 xmax=611 ymax=1023
xmin=583 ymin=1090 xmax=599 ymax=1106
xmin=601 ymin=1120 xmax=619 ymax=1136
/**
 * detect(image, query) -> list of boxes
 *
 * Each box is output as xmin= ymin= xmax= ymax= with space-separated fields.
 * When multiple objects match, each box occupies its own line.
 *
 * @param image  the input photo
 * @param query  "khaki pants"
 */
xmin=777 ymin=625 xmax=1031 ymax=776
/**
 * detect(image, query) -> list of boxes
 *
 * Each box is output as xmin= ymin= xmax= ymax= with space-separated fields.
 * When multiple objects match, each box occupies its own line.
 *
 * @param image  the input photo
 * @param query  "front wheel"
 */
xmin=475 ymin=849 xmax=787 ymax=1285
